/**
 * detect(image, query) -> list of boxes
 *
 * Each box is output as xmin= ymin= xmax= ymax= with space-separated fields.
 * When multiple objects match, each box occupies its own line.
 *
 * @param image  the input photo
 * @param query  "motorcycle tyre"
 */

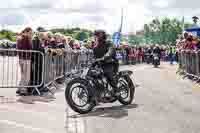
xmin=118 ymin=75 xmax=135 ymax=105
xmin=65 ymin=78 xmax=95 ymax=114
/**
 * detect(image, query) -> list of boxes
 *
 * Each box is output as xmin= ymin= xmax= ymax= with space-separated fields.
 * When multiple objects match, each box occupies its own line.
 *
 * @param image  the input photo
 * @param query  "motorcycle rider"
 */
xmin=93 ymin=30 xmax=120 ymax=96
xmin=153 ymin=44 xmax=161 ymax=64
xmin=145 ymin=46 xmax=153 ymax=63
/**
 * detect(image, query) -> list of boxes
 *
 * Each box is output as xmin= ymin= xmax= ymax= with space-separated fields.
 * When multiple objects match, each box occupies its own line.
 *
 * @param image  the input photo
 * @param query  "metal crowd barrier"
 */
xmin=178 ymin=50 xmax=200 ymax=79
xmin=1 ymin=47 xmax=146 ymax=96
xmin=43 ymin=50 xmax=65 ymax=87
xmin=0 ymin=48 xmax=44 ymax=94
xmin=0 ymin=48 xmax=94 ymax=95
xmin=43 ymin=49 xmax=94 ymax=88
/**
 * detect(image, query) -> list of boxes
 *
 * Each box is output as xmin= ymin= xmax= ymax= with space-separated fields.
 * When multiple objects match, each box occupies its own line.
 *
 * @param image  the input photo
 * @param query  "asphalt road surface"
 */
xmin=0 ymin=63 xmax=200 ymax=133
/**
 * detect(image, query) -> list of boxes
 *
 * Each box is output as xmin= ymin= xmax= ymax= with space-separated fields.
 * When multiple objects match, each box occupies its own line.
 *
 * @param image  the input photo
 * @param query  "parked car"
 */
xmin=0 ymin=39 xmax=17 ymax=56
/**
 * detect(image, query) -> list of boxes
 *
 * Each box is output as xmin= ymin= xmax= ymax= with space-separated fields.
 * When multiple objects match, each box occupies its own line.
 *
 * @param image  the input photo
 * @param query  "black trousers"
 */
xmin=102 ymin=62 xmax=119 ymax=88
xmin=29 ymin=54 xmax=44 ymax=93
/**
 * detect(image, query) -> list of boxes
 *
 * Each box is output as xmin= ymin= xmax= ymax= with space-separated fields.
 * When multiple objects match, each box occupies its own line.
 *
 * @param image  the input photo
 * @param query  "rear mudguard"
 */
xmin=118 ymin=72 xmax=135 ymax=96
xmin=119 ymin=70 xmax=135 ymax=89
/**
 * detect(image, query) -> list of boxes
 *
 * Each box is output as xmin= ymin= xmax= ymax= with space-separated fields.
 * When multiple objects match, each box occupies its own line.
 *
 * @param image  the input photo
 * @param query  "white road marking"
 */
xmin=0 ymin=120 xmax=53 ymax=133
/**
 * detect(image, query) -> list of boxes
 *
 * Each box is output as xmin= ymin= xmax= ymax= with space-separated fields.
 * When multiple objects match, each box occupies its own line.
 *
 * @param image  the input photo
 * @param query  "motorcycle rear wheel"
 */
xmin=65 ymin=79 xmax=95 ymax=114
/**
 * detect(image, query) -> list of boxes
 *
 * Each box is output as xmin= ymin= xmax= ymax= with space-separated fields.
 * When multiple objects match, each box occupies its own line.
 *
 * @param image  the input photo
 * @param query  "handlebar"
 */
xmin=91 ymin=59 xmax=104 ymax=68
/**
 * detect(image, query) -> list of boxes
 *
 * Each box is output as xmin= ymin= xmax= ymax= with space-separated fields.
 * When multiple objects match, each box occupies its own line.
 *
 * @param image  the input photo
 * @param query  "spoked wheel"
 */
xmin=65 ymin=79 xmax=95 ymax=114
xmin=118 ymin=75 xmax=135 ymax=105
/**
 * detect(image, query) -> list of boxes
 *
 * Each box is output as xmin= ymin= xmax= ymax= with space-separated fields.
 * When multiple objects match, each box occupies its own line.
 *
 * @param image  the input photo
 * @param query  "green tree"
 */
xmin=50 ymin=27 xmax=93 ymax=40
xmin=74 ymin=31 xmax=89 ymax=41
xmin=143 ymin=17 xmax=192 ymax=45
xmin=128 ymin=35 xmax=144 ymax=45
xmin=0 ymin=30 xmax=16 ymax=41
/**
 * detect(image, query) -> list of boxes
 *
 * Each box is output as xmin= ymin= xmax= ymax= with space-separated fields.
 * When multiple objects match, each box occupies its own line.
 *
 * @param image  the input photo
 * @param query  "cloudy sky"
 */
xmin=0 ymin=0 xmax=199 ymax=33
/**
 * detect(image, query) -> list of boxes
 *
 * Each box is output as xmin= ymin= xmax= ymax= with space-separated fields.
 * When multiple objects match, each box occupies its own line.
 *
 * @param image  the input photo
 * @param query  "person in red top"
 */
xmin=128 ymin=46 xmax=136 ymax=64
xmin=185 ymin=35 xmax=196 ymax=50
xmin=16 ymin=27 xmax=33 ymax=95
xmin=138 ymin=47 xmax=144 ymax=63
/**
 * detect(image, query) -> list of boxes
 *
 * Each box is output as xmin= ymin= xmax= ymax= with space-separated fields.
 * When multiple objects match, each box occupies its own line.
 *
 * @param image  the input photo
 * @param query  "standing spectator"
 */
xmin=91 ymin=41 xmax=95 ymax=49
xmin=73 ymin=41 xmax=81 ymax=69
xmin=138 ymin=47 xmax=144 ymax=63
xmin=46 ymin=32 xmax=54 ymax=45
xmin=136 ymin=47 xmax=140 ymax=63
xmin=185 ymin=35 xmax=196 ymax=50
xmin=128 ymin=46 xmax=136 ymax=65
xmin=195 ymin=38 xmax=200 ymax=49
xmin=176 ymin=36 xmax=184 ymax=51
xmin=68 ymin=39 xmax=75 ymax=49
xmin=29 ymin=31 xmax=47 ymax=95
xmin=183 ymin=32 xmax=189 ymax=41
xmin=124 ymin=45 xmax=129 ymax=64
xmin=16 ymin=27 xmax=33 ymax=95
xmin=175 ymin=47 xmax=179 ymax=62
xmin=169 ymin=46 xmax=175 ymax=64
xmin=48 ymin=37 xmax=57 ymax=49
xmin=63 ymin=36 xmax=71 ymax=50
xmin=55 ymin=33 xmax=65 ymax=49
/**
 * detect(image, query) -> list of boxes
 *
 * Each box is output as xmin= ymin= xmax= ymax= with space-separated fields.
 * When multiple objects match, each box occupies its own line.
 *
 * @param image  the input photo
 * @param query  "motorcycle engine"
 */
xmin=96 ymin=78 xmax=115 ymax=103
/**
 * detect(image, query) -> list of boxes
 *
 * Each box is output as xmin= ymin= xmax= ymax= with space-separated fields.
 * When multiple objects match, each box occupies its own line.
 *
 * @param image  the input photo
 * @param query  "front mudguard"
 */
xmin=119 ymin=70 xmax=133 ymax=76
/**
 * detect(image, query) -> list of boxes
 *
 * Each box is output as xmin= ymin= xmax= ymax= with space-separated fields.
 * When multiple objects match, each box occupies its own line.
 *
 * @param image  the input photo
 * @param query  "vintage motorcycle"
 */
xmin=153 ymin=53 xmax=160 ymax=67
xmin=65 ymin=60 xmax=135 ymax=114
xmin=145 ymin=53 xmax=152 ymax=64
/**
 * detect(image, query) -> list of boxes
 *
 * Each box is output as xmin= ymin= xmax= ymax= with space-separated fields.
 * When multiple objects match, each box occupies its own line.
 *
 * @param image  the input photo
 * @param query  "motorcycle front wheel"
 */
xmin=118 ymin=75 xmax=135 ymax=105
xmin=65 ymin=78 xmax=95 ymax=114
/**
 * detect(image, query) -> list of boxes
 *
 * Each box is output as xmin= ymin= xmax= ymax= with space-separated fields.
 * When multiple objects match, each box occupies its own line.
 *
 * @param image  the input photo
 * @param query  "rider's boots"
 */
xmin=110 ymin=77 xmax=120 ymax=97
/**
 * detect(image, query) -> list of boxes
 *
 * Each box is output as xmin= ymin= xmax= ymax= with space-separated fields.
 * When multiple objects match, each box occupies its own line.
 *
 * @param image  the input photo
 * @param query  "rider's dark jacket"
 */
xmin=93 ymin=41 xmax=119 ymax=86
xmin=93 ymin=41 xmax=117 ymax=63
xmin=153 ymin=47 xmax=161 ymax=57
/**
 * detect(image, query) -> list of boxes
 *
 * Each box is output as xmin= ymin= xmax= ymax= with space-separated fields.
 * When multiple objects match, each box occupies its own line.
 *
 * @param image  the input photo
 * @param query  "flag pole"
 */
xmin=119 ymin=8 xmax=124 ymax=33
xmin=112 ymin=8 xmax=124 ymax=46
xmin=118 ymin=8 xmax=124 ymax=45
xmin=182 ymin=16 xmax=185 ymax=35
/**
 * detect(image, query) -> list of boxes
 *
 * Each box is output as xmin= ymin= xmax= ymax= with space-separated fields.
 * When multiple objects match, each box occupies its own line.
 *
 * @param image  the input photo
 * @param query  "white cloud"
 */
xmin=0 ymin=0 xmax=200 ymax=33
xmin=152 ymin=0 xmax=169 ymax=8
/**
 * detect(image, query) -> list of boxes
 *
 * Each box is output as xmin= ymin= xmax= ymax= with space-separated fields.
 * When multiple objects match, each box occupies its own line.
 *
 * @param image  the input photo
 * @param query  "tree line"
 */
xmin=0 ymin=17 xmax=196 ymax=46
xmin=0 ymin=28 xmax=93 ymax=42
xmin=128 ymin=17 xmax=194 ymax=45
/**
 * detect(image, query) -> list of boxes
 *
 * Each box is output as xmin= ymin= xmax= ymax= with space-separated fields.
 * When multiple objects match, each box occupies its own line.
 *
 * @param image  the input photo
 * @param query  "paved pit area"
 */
xmin=0 ymin=63 xmax=200 ymax=133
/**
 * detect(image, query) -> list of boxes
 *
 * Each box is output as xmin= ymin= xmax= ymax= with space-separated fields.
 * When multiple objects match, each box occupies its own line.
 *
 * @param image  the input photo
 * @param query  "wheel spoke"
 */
xmin=118 ymin=79 xmax=130 ymax=99
xmin=70 ymin=86 xmax=88 ymax=107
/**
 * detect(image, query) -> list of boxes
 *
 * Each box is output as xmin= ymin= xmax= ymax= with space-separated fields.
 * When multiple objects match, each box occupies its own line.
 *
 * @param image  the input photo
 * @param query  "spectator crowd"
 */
xmin=0 ymin=26 xmax=181 ymax=96
xmin=115 ymin=44 xmax=177 ymax=65
xmin=15 ymin=27 xmax=94 ymax=95
xmin=176 ymin=32 xmax=200 ymax=51
xmin=14 ymin=26 xmax=179 ymax=67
